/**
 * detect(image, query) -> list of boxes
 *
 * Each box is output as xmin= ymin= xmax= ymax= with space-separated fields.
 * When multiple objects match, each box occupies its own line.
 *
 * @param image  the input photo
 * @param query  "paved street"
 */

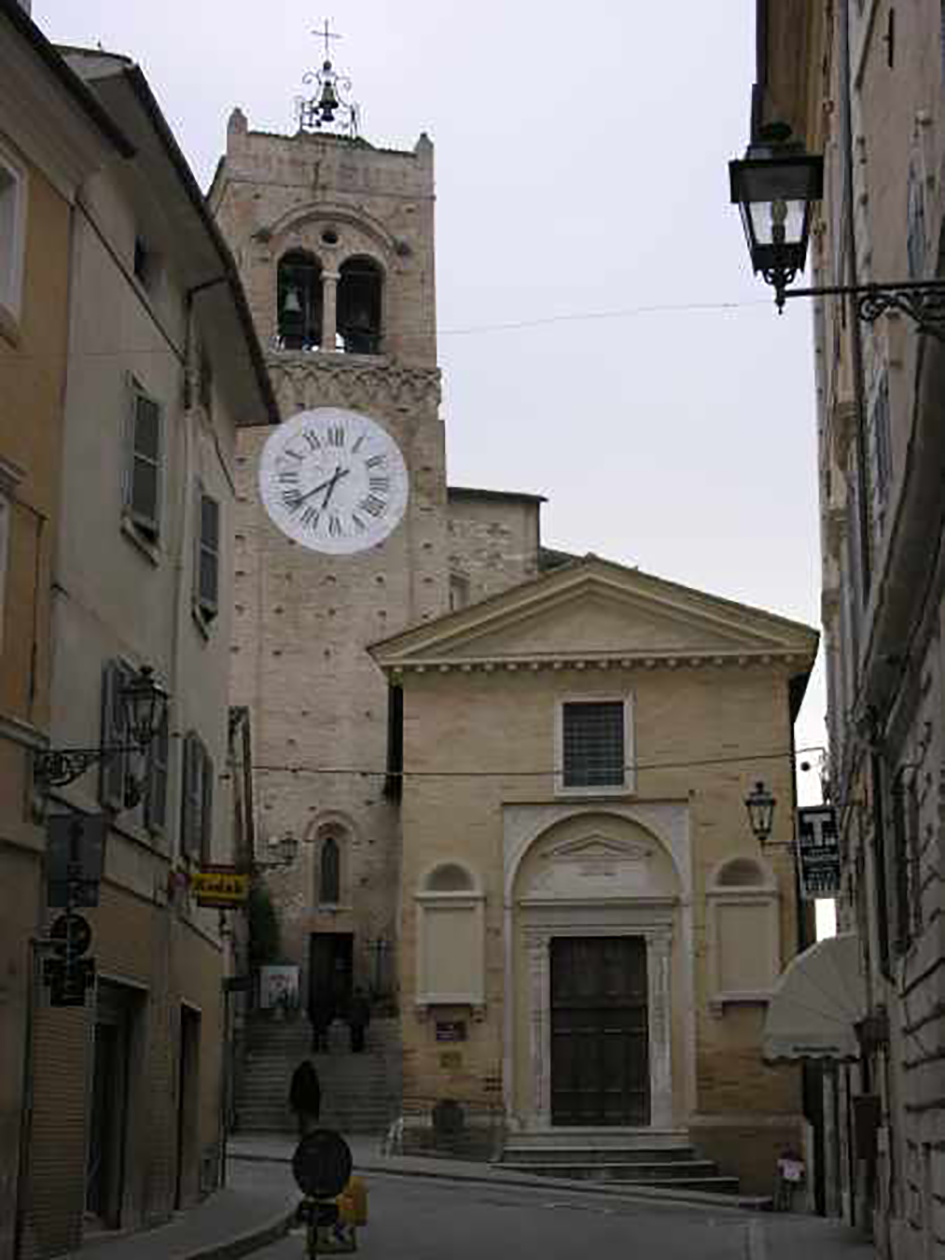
xmin=236 ymin=1157 xmax=866 ymax=1260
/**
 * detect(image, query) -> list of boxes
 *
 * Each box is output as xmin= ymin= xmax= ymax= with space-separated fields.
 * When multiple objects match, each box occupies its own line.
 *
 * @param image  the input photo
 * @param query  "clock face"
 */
xmin=258 ymin=408 xmax=409 ymax=555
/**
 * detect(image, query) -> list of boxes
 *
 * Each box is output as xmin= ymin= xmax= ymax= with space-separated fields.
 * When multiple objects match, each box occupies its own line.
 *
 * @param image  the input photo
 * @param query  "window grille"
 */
xmin=562 ymin=701 xmax=625 ymax=788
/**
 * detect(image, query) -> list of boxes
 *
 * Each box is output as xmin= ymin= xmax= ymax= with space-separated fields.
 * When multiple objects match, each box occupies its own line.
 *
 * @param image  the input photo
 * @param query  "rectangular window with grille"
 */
xmin=125 ymin=378 xmax=162 ymax=539
xmin=561 ymin=700 xmax=627 ymax=789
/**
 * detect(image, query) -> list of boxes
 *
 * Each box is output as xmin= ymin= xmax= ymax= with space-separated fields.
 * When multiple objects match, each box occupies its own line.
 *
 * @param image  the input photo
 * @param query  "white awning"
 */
xmin=762 ymin=932 xmax=865 ymax=1063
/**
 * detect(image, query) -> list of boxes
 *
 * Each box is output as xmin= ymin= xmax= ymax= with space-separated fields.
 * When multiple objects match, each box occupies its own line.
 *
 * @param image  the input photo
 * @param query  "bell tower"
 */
xmin=210 ymin=39 xmax=448 ymax=1011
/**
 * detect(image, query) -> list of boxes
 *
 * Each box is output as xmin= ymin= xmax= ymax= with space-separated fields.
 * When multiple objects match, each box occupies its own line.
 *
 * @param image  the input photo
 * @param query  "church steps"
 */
xmin=499 ymin=1135 xmax=741 ymax=1194
xmin=235 ymin=1014 xmax=402 ymax=1136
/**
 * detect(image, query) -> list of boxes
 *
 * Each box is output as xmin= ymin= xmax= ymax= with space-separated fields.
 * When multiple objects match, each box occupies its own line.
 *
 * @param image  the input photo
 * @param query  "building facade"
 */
xmin=371 ymin=555 xmax=818 ymax=1194
xmin=751 ymin=1 xmax=945 ymax=1254
xmin=0 ymin=6 xmax=134 ymax=1258
xmin=1 ymin=8 xmax=276 ymax=1255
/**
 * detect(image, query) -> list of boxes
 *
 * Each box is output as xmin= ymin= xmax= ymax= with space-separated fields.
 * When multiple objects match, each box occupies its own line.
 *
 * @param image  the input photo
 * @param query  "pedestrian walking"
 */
xmin=289 ymin=1059 xmax=321 ymax=1138
xmin=346 ymin=986 xmax=371 ymax=1053
xmin=308 ymin=993 xmax=334 ymax=1052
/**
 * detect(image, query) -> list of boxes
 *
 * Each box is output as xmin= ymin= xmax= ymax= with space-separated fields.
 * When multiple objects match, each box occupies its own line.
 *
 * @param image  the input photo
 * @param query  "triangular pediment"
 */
xmin=544 ymin=835 xmax=652 ymax=864
xmin=370 ymin=556 xmax=818 ymax=668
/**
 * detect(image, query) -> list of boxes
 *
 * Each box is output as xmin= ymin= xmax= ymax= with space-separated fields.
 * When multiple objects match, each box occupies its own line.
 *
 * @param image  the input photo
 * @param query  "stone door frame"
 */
xmin=521 ymin=915 xmax=674 ymax=1131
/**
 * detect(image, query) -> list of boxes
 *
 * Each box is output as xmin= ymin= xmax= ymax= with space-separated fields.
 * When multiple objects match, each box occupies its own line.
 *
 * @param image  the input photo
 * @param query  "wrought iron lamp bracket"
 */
xmin=33 ymin=745 xmax=140 ymax=790
xmin=783 ymin=280 xmax=945 ymax=341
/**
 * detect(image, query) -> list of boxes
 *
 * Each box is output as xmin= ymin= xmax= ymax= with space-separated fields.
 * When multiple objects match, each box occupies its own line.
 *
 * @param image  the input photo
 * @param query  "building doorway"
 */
xmin=550 ymin=936 xmax=650 ymax=1126
xmin=308 ymin=933 xmax=354 ymax=1022
xmin=85 ymin=986 xmax=132 ymax=1226
xmin=175 ymin=1005 xmax=202 ymax=1209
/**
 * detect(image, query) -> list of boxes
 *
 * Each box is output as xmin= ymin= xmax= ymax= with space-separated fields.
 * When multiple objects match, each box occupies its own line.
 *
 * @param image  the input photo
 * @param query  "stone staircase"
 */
xmin=235 ymin=1013 xmax=401 ymax=1136
xmin=499 ymin=1131 xmax=740 ymax=1194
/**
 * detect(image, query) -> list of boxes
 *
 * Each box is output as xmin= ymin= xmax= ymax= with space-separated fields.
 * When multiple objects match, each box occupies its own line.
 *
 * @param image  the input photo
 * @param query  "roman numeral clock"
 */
xmin=258 ymin=407 xmax=409 ymax=554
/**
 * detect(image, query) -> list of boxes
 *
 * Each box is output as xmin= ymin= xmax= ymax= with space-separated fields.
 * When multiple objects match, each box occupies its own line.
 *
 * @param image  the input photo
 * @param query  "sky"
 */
xmin=34 ymin=0 xmax=831 ymax=908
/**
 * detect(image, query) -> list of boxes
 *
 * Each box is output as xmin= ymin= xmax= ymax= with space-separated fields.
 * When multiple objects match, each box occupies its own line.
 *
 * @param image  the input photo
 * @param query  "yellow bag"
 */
xmin=336 ymin=1176 xmax=368 ymax=1227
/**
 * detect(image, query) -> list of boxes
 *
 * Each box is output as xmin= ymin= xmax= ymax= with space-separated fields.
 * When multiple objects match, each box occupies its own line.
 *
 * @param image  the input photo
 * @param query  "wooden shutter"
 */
xmin=181 ymin=732 xmax=200 ymax=857
xmin=197 ymin=491 xmax=220 ymax=618
xmin=128 ymin=383 xmax=161 ymax=537
xmin=99 ymin=661 xmax=126 ymax=810
xmin=200 ymin=745 xmax=214 ymax=864
xmin=145 ymin=706 xmax=170 ymax=835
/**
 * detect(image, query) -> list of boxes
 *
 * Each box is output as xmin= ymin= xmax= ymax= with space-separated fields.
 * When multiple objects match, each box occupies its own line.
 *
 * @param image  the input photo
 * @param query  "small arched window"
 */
xmin=277 ymin=250 xmax=322 ymax=350
xmin=320 ymin=833 xmax=340 ymax=904
xmin=337 ymin=257 xmax=382 ymax=354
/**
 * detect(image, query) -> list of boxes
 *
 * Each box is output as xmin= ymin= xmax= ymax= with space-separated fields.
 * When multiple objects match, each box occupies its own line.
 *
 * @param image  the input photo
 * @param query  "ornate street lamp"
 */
xmin=745 ymin=780 xmax=777 ymax=845
xmin=729 ymin=124 xmax=823 ymax=310
xmin=730 ymin=124 xmax=945 ymax=339
xmin=256 ymin=831 xmax=299 ymax=870
xmin=33 ymin=665 xmax=169 ymax=793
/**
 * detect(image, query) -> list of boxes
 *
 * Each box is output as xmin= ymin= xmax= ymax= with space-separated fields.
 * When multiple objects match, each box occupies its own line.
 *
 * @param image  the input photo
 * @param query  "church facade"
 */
xmin=210 ymin=80 xmax=818 ymax=1191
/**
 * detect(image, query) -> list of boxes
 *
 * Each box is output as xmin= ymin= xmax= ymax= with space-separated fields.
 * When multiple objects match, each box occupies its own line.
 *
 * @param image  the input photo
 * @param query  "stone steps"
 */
xmin=498 ymin=1137 xmax=741 ymax=1195
xmin=235 ymin=1015 xmax=401 ymax=1136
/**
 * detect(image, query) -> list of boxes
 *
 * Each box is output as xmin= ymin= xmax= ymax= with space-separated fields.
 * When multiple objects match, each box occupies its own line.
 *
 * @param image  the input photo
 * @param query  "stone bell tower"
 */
xmin=210 ymin=44 xmax=449 ymax=1014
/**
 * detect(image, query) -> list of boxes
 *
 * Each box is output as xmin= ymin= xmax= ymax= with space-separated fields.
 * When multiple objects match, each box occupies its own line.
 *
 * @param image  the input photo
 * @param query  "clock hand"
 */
xmin=285 ymin=467 xmax=350 ymax=508
xmin=321 ymin=465 xmax=349 ymax=509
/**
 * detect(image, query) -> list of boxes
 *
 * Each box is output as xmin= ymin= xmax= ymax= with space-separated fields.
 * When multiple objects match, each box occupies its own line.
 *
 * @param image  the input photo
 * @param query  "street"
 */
xmin=237 ymin=1161 xmax=754 ymax=1260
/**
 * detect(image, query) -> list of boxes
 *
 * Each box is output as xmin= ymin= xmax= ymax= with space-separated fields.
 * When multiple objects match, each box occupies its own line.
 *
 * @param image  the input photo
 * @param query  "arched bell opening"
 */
xmin=337 ymin=256 xmax=383 ymax=354
xmin=277 ymin=250 xmax=323 ymax=350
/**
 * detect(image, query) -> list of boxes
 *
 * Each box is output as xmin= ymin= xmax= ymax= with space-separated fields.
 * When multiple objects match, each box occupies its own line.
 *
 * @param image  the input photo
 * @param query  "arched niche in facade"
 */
xmin=414 ymin=860 xmax=485 ymax=1012
xmin=706 ymin=853 xmax=780 ymax=1012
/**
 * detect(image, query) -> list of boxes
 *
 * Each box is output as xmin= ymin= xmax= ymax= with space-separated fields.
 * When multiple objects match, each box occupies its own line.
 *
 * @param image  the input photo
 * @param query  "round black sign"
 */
xmin=50 ymin=913 xmax=92 ymax=957
xmin=291 ymin=1129 xmax=353 ymax=1199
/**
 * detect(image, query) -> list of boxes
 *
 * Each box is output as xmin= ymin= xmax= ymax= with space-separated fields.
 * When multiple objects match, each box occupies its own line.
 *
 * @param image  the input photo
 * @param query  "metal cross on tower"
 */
xmin=297 ymin=17 xmax=360 ymax=136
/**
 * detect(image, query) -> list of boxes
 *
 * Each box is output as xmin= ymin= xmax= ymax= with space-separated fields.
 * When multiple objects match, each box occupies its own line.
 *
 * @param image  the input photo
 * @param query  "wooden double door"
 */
xmin=550 ymin=936 xmax=650 ymax=1126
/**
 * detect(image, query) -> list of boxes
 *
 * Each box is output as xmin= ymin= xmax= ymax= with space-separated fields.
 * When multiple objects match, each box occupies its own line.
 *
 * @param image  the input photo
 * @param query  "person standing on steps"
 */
xmin=346 ymin=986 xmax=371 ymax=1053
xmin=289 ymin=1059 xmax=322 ymax=1138
xmin=308 ymin=991 xmax=334 ymax=1053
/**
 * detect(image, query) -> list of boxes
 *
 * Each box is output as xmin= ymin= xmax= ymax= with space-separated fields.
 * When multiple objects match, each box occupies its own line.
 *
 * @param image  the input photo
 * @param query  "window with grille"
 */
xmin=125 ymin=378 xmax=163 ymax=540
xmin=561 ymin=700 xmax=627 ymax=789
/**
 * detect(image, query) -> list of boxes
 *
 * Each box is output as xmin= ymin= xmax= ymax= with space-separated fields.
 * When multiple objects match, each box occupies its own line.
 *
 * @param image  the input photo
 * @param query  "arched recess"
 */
xmin=337 ymin=256 xmax=384 ymax=354
xmin=414 ymin=860 xmax=485 ymax=1012
xmin=509 ymin=811 xmax=680 ymax=1131
xmin=312 ymin=819 xmax=349 ymax=907
xmin=706 ymin=853 xmax=780 ymax=1012
xmin=277 ymin=250 xmax=322 ymax=350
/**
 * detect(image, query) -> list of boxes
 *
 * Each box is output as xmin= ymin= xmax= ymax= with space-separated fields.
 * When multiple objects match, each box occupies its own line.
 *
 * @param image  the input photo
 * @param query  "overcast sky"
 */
xmin=35 ymin=0 xmax=828 ymax=809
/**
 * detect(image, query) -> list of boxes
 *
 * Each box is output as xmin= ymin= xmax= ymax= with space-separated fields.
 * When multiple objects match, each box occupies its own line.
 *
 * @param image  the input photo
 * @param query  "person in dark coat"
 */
xmin=308 ymin=994 xmax=334 ymax=1053
xmin=289 ymin=1060 xmax=321 ymax=1137
xmin=346 ymin=987 xmax=371 ymax=1053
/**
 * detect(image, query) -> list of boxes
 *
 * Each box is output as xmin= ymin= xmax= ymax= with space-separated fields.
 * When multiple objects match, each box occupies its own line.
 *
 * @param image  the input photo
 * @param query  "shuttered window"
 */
xmin=126 ymin=380 xmax=162 ymax=538
xmin=562 ymin=701 xmax=625 ymax=788
xmin=145 ymin=706 xmax=170 ymax=836
xmin=99 ymin=660 xmax=129 ymax=810
xmin=181 ymin=732 xmax=214 ymax=862
xmin=195 ymin=488 xmax=220 ymax=620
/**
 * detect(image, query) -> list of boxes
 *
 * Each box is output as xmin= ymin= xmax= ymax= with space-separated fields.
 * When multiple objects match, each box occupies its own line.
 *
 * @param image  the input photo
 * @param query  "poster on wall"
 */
xmin=259 ymin=965 xmax=300 ymax=1010
xmin=796 ymin=805 xmax=841 ymax=900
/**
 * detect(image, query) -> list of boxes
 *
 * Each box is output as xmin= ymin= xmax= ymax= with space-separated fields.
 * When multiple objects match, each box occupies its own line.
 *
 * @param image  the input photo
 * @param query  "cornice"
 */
xmin=387 ymin=650 xmax=807 ymax=678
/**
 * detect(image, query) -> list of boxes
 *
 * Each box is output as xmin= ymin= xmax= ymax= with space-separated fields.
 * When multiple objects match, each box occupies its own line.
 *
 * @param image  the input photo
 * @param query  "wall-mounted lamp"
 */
xmin=33 ymin=665 xmax=169 ymax=796
xmin=730 ymin=124 xmax=945 ymax=340
xmin=745 ymin=780 xmax=777 ymax=845
xmin=255 ymin=831 xmax=299 ymax=871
